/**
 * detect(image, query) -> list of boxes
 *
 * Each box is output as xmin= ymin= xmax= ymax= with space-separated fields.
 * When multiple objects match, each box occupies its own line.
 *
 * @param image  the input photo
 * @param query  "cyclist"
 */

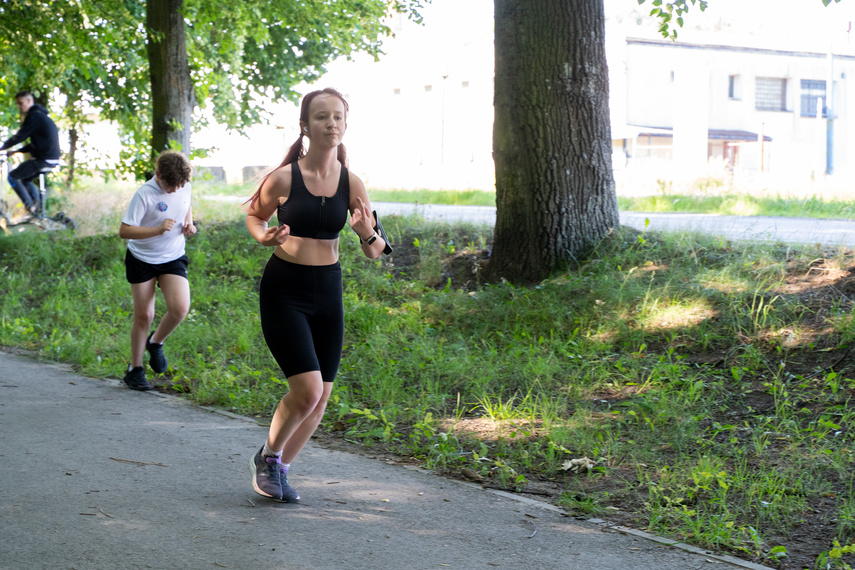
xmin=0 ymin=91 xmax=61 ymax=217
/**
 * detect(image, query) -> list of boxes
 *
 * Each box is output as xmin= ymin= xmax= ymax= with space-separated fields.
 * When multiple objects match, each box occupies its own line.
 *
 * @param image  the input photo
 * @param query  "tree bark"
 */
xmin=487 ymin=0 xmax=618 ymax=284
xmin=66 ymin=126 xmax=77 ymax=186
xmin=146 ymin=0 xmax=194 ymax=158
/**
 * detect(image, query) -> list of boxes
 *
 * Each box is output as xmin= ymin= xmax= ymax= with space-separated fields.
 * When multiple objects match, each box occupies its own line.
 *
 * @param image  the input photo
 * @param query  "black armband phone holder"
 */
xmin=372 ymin=210 xmax=393 ymax=255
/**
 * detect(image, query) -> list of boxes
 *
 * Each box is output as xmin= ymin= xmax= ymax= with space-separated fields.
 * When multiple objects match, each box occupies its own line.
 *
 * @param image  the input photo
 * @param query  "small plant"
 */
xmin=557 ymin=491 xmax=605 ymax=516
xmin=346 ymin=407 xmax=401 ymax=443
xmin=814 ymin=541 xmax=855 ymax=570
xmin=767 ymin=545 xmax=787 ymax=561
xmin=425 ymin=431 xmax=463 ymax=471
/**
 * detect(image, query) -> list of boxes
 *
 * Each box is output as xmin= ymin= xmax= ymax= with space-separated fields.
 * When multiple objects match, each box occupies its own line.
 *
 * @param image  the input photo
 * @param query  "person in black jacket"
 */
xmin=0 ymin=91 xmax=61 ymax=216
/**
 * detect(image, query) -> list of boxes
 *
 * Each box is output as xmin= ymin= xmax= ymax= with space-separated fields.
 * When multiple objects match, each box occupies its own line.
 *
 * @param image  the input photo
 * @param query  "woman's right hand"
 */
xmin=261 ymin=223 xmax=290 ymax=246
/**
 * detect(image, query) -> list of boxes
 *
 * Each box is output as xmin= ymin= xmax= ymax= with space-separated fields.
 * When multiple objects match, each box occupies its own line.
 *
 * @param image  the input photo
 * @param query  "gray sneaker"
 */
xmin=279 ymin=467 xmax=300 ymax=503
xmin=249 ymin=448 xmax=300 ymax=503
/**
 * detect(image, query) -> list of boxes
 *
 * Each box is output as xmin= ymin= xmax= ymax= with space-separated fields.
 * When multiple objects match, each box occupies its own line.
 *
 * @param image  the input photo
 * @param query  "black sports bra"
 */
xmin=277 ymin=161 xmax=350 ymax=239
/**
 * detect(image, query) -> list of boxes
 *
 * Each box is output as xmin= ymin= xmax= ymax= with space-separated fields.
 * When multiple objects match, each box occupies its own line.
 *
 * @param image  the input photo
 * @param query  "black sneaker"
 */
xmin=249 ymin=448 xmax=300 ymax=503
xmin=146 ymin=333 xmax=167 ymax=373
xmin=123 ymin=366 xmax=152 ymax=391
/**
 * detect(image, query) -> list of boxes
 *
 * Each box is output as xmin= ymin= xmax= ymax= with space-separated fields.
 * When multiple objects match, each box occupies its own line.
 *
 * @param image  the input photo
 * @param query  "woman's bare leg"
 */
xmin=266 ymin=370 xmax=327 ymax=461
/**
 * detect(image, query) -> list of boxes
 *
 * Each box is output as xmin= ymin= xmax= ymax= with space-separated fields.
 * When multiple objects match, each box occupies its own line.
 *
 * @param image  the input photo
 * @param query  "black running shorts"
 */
xmin=125 ymin=249 xmax=189 ymax=284
xmin=259 ymin=255 xmax=344 ymax=383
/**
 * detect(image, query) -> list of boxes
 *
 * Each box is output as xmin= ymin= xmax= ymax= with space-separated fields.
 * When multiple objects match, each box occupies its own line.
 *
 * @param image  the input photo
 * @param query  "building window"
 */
xmin=755 ymin=77 xmax=787 ymax=111
xmin=728 ymin=75 xmax=741 ymax=99
xmin=800 ymin=79 xmax=826 ymax=117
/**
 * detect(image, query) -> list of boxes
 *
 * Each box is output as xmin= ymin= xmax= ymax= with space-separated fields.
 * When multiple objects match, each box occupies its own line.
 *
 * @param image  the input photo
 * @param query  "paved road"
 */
xmin=0 ymin=351 xmax=769 ymax=570
xmin=372 ymin=202 xmax=855 ymax=247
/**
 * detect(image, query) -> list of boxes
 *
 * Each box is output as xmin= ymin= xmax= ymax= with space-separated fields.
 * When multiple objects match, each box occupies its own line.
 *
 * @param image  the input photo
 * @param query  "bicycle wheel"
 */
xmin=52 ymin=211 xmax=77 ymax=232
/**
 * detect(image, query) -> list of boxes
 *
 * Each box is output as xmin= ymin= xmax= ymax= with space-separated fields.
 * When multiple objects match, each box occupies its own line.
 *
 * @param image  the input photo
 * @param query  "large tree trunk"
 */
xmin=146 ymin=0 xmax=194 ymax=158
xmin=487 ymin=0 xmax=618 ymax=284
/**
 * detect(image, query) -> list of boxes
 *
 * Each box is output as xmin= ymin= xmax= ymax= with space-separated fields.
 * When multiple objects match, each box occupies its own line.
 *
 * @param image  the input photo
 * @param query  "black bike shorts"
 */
xmin=125 ymin=249 xmax=189 ymax=284
xmin=259 ymin=255 xmax=344 ymax=383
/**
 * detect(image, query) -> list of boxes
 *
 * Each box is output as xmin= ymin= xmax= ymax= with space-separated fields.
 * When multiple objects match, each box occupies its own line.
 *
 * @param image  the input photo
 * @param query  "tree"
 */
xmin=487 ymin=0 xmax=839 ymax=284
xmin=0 ymin=0 xmax=425 ymax=178
xmin=146 ymin=0 xmax=194 ymax=155
xmin=644 ymin=0 xmax=840 ymax=41
xmin=487 ymin=0 xmax=617 ymax=283
xmin=0 ymin=1 xmax=147 ymax=183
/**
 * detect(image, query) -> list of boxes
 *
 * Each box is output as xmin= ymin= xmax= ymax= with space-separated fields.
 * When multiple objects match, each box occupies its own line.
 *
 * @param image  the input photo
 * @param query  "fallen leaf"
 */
xmin=461 ymin=468 xmax=485 ymax=482
xmin=561 ymin=457 xmax=596 ymax=473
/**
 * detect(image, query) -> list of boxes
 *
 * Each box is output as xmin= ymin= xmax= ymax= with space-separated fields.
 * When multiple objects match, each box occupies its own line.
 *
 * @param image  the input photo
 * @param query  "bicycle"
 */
xmin=0 ymin=155 xmax=76 ymax=234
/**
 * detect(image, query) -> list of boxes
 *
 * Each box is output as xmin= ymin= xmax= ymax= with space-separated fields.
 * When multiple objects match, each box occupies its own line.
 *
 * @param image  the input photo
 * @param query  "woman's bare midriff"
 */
xmin=273 ymin=235 xmax=340 ymax=266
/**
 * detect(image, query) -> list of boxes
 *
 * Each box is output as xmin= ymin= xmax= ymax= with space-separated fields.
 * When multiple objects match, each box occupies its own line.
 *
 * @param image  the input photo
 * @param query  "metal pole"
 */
xmin=826 ymin=45 xmax=834 ymax=175
xmin=441 ymin=73 xmax=448 ymax=166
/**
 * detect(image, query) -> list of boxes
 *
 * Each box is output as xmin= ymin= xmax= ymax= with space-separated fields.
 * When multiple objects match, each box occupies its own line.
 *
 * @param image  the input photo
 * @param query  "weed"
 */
xmin=813 ymin=541 xmax=855 ymax=569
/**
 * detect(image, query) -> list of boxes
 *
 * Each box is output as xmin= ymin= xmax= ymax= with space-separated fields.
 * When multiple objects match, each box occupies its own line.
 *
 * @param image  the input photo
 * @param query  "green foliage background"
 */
xmin=0 ymin=0 xmax=425 ymax=177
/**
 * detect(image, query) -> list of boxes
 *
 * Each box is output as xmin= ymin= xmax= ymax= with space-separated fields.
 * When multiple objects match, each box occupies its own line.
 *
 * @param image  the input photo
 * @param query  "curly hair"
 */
xmin=156 ymin=151 xmax=192 ymax=188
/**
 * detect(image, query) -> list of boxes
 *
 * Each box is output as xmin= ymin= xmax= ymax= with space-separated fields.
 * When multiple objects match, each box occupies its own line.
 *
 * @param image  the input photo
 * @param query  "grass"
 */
xmin=31 ymin=173 xmax=855 ymax=235
xmin=2 ymin=182 xmax=855 ymax=569
xmin=58 ymin=174 xmax=855 ymax=221
xmin=617 ymin=193 xmax=855 ymax=220
xmin=351 ymin=182 xmax=855 ymax=221
xmin=366 ymin=188 xmax=497 ymax=207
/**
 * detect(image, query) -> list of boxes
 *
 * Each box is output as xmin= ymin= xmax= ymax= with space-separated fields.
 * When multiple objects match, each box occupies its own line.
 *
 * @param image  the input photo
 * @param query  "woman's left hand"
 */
xmin=183 ymin=223 xmax=197 ymax=236
xmin=350 ymin=196 xmax=373 ymax=240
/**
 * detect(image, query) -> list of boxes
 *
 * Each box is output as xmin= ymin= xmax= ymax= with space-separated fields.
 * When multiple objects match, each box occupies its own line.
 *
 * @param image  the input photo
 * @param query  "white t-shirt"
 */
xmin=122 ymin=177 xmax=192 ymax=264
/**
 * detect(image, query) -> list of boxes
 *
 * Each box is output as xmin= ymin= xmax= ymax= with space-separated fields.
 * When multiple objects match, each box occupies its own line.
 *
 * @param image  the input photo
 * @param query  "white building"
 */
xmin=615 ymin=36 xmax=854 ymax=190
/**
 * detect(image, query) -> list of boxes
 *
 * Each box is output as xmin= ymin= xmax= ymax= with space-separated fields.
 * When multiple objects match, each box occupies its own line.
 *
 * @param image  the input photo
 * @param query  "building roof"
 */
xmin=617 ymin=125 xmax=772 ymax=142
xmin=709 ymin=129 xmax=772 ymax=142
xmin=626 ymin=37 xmax=855 ymax=61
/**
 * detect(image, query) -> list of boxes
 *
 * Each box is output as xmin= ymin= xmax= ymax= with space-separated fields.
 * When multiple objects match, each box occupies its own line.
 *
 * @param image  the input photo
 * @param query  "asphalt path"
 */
xmin=0 ymin=351 xmax=770 ymax=570
xmin=371 ymin=202 xmax=855 ymax=247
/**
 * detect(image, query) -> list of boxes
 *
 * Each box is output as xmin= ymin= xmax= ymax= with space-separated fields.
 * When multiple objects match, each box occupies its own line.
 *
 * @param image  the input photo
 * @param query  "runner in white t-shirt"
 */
xmin=119 ymin=151 xmax=196 ymax=391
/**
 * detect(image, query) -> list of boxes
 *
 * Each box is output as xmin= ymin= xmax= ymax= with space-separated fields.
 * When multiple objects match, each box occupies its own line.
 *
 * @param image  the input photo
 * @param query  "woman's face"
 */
xmin=301 ymin=94 xmax=347 ymax=148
